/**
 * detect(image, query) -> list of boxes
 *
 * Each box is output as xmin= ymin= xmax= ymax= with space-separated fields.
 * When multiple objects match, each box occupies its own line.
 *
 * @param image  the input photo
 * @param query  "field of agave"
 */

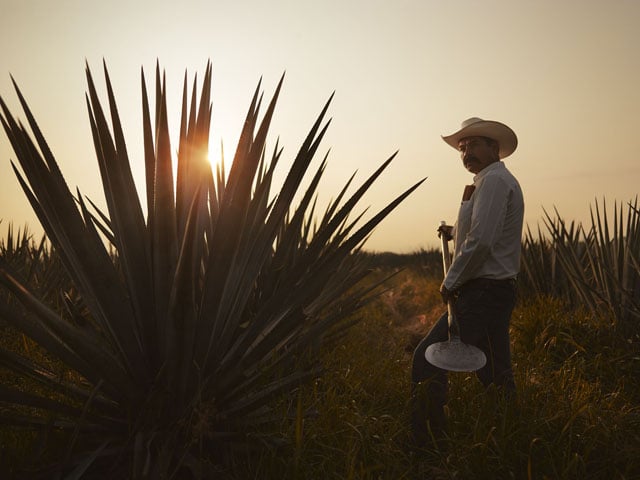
xmin=1 ymin=62 xmax=639 ymax=478
xmin=2 ymin=230 xmax=639 ymax=478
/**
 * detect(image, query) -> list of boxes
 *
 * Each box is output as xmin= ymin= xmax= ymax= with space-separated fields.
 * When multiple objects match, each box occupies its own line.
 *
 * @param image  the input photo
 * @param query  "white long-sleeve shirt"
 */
xmin=444 ymin=161 xmax=524 ymax=291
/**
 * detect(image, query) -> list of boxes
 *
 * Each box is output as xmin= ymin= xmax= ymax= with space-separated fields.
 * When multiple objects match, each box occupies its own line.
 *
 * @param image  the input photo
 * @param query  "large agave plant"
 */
xmin=542 ymin=199 xmax=640 ymax=331
xmin=0 ymin=61 xmax=424 ymax=477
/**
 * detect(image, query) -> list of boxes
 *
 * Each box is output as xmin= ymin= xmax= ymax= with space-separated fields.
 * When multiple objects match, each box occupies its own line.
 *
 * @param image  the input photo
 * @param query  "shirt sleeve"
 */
xmin=444 ymin=174 xmax=511 ymax=290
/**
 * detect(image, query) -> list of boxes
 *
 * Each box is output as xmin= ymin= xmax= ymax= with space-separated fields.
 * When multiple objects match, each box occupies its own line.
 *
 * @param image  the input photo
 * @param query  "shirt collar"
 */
xmin=473 ymin=161 xmax=504 ymax=183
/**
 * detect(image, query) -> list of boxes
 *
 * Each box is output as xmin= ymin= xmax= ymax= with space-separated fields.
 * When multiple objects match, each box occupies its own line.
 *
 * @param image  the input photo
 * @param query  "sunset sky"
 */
xmin=1 ymin=0 xmax=639 ymax=252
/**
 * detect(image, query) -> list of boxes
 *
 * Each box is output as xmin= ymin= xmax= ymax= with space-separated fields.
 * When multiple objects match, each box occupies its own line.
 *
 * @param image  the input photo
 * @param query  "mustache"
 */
xmin=464 ymin=155 xmax=478 ymax=164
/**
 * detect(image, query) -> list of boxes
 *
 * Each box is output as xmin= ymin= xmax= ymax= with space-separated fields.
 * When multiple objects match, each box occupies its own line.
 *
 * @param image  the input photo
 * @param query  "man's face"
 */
xmin=457 ymin=136 xmax=499 ymax=174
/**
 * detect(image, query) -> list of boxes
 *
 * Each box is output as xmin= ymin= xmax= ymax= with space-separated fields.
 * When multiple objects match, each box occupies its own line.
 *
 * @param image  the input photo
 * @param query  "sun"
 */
xmin=206 ymin=141 xmax=225 ymax=174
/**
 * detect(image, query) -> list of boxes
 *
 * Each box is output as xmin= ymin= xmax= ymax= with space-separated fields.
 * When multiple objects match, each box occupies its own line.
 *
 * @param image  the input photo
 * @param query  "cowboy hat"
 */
xmin=442 ymin=117 xmax=518 ymax=159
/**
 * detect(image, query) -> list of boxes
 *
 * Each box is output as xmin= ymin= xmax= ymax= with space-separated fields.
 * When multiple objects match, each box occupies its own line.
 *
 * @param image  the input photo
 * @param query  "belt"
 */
xmin=462 ymin=277 xmax=517 ymax=288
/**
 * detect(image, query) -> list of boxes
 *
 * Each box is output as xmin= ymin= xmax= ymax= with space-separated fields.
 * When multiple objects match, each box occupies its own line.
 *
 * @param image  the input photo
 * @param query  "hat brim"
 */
xmin=442 ymin=120 xmax=518 ymax=159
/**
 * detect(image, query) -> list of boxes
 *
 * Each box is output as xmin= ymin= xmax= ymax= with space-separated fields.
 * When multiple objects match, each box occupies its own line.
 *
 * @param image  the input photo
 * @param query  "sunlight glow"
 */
xmin=207 ymin=139 xmax=227 ymax=176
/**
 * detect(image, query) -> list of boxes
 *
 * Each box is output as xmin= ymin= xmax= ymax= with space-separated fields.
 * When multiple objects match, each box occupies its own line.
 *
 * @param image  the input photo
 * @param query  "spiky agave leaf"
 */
xmin=542 ymin=199 xmax=640 ymax=329
xmin=521 ymin=221 xmax=578 ymax=301
xmin=0 ymin=62 xmax=424 ymax=477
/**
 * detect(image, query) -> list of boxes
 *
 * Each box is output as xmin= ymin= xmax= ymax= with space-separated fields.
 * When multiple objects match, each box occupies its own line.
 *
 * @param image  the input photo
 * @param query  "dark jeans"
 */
xmin=410 ymin=278 xmax=517 ymax=447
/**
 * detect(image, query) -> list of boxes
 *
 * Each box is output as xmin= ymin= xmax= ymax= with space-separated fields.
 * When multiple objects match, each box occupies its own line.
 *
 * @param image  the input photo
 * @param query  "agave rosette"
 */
xmin=0 ymin=62 xmax=424 ymax=476
xmin=542 ymin=199 xmax=640 ymax=330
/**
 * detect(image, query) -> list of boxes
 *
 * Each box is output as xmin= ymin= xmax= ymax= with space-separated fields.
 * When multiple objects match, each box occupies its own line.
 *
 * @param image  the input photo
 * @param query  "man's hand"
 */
xmin=439 ymin=282 xmax=456 ymax=305
xmin=437 ymin=224 xmax=453 ymax=241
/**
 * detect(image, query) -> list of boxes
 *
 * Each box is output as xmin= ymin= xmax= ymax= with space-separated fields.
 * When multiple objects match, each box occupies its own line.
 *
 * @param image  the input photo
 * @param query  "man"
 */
xmin=410 ymin=117 xmax=524 ymax=449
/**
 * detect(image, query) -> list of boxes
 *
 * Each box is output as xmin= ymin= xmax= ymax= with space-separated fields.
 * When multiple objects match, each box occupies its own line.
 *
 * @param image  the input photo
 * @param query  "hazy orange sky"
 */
xmin=1 ymin=0 xmax=639 ymax=252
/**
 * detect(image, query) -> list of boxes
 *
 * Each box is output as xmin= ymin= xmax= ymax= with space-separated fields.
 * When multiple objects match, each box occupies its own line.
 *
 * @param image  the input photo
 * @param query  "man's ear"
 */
xmin=491 ymin=141 xmax=500 ymax=159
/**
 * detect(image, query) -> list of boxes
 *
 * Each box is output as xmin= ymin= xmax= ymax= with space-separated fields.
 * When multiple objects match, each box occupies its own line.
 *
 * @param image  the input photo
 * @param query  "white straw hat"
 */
xmin=442 ymin=117 xmax=518 ymax=159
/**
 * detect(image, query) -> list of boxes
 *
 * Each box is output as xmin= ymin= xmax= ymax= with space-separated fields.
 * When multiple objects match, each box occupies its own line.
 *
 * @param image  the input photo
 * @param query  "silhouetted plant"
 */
xmin=541 ymin=199 xmax=640 ymax=332
xmin=0 ymin=61 xmax=423 ymax=477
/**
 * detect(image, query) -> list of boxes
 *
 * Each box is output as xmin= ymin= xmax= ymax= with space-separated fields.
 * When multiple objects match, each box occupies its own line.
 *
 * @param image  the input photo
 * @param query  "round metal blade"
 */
xmin=425 ymin=339 xmax=487 ymax=372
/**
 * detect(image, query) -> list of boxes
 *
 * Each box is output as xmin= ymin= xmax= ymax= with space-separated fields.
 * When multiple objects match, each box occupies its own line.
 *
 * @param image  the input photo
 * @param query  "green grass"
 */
xmin=225 ymin=269 xmax=640 ymax=479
